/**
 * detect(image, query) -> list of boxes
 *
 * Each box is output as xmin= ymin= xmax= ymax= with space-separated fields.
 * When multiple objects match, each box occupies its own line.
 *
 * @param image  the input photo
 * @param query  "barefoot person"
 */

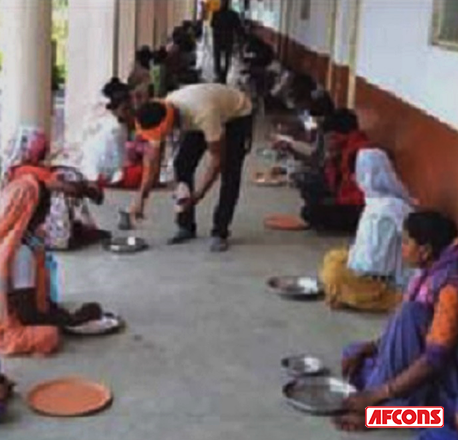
xmin=320 ymin=148 xmax=414 ymax=312
xmin=335 ymin=211 xmax=458 ymax=431
xmin=2 ymin=126 xmax=106 ymax=250
xmin=0 ymin=372 xmax=14 ymax=418
xmin=134 ymin=83 xmax=252 ymax=252
xmin=0 ymin=174 xmax=103 ymax=356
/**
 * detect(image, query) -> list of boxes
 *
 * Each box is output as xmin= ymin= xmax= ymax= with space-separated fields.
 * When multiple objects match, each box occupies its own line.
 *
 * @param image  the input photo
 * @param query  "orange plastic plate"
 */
xmin=27 ymin=377 xmax=112 ymax=417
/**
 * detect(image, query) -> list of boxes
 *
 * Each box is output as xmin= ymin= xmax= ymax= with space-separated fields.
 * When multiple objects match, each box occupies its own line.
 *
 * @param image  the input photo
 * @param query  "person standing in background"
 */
xmin=199 ymin=0 xmax=213 ymax=54
xmin=211 ymin=0 xmax=241 ymax=84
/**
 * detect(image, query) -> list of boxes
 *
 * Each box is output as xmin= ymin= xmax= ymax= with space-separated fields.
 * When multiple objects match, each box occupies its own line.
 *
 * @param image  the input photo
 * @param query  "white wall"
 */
xmin=357 ymin=0 xmax=458 ymax=128
xmin=118 ymin=0 xmax=136 ymax=81
xmin=292 ymin=0 xmax=333 ymax=54
xmin=251 ymin=0 xmax=331 ymax=54
xmin=333 ymin=0 xmax=353 ymax=64
xmin=262 ymin=1 xmax=282 ymax=31
xmin=250 ymin=0 xmax=458 ymax=128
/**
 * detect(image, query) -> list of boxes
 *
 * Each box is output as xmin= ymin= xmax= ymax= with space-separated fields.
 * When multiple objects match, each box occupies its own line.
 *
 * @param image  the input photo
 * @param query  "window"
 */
xmin=431 ymin=0 xmax=458 ymax=50
xmin=300 ymin=0 xmax=311 ymax=21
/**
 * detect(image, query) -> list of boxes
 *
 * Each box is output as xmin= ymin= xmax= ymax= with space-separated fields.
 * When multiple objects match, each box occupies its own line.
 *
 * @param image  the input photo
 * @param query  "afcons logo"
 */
xmin=366 ymin=407 xmax=444 ymax=428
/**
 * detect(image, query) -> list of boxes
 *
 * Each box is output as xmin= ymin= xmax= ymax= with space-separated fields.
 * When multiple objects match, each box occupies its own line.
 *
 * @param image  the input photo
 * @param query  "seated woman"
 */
xmin=418 ymin=423 xmax=458 ymax=440
xmin=128 ymin=46 xmax=154 ymax=94
xmin=0 ymin=174 xmax=103 ymax=356
xmin=336 ymin=211 xmax=458 ymax=431
xmin=128 ymin=46 xmax=165 ymax=106
xmin=299 ymin=108 xmax=367 ymax=232
xmin=272 ymin=89 xmax=335 ymax=168
xmin=320 ymin=148 xmax=413 ymax=312
xmin=2 ymin=126 xmax=106 ymax=250
xmin=81 ymin=77 xmax=164 ymax=191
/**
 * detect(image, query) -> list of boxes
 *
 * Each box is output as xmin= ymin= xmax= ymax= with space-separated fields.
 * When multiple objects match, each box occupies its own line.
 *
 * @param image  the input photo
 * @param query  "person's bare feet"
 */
xmin=333 ymin=413 xmax=367 ymax=432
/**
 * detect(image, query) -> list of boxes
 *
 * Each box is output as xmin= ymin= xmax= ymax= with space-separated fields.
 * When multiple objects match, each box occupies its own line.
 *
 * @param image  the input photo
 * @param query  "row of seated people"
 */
xmin=266 ymin=63 xmax=458 ymax=438
xmin=128 ymin=22 xmax=201 ymax=100
xmin=0 ymin=21 xmax=206 ymax=415
xmin=2 ymin=157 xmax=456 ymax=435
xmin=269 ymin=79 xmax=412 ymax=312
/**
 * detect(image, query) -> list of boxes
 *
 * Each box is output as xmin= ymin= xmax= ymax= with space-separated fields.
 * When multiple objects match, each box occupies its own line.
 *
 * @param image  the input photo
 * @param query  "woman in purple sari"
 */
xmin=335 ymin=210 xmax=458 ymax=432
xmin=418 ymin=426 xmax=458 ymax=440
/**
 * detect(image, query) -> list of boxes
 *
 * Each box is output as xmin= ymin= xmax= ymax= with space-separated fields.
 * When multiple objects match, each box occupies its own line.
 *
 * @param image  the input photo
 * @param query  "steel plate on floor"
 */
xmin=281 ymin=355 xmax=325 ymax=378
xmin=283 ymin=377 xmax=356 ymax=416
xmin=103 ymin=237 xmax=148 ymax=254
xmin=267 ymin=276 xmax=323 ymax=301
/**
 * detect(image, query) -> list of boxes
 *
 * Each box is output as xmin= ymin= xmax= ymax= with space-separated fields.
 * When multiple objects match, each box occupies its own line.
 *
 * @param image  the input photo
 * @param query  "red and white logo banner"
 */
xmin=366 ymin=407 xmax=444 ymax=428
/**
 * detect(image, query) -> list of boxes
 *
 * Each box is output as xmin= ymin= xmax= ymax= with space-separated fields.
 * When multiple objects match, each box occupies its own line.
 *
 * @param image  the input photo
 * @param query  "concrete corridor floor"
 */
xmin=2 ymin=158 xmax=413 ymax=440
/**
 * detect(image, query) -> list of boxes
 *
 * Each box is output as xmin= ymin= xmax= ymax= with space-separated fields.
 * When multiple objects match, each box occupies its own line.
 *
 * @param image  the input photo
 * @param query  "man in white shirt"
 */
xmin=134 ymin=83 xmax=252 ymax=252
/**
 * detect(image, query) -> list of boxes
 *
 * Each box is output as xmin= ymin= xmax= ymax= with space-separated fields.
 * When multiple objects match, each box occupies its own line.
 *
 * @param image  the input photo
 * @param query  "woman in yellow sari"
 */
xmin=320 ymin=149 xmax=413 ymax=312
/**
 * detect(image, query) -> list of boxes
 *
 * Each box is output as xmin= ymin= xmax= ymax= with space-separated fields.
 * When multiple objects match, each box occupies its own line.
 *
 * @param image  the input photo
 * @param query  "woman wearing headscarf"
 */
xmin=0 ymin=174 xmax=60 ymax=356
xmin=128 ymin=46 xmax=154 ymax=94
xmin=418 ymin=426 xmax=458 ymax=440
xmin=1 ymin=126 xmax=105 ymax=250
xmin=320 ymin=148 xmax=414 ymax=312
xmin=0 ymin=174 xmax=103 ymax=356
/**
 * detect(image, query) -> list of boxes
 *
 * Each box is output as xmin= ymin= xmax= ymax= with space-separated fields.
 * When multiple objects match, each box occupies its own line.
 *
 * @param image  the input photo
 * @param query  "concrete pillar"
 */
xmin=65 ymin=0 xmax=116 ymax=149
xmin=167 ymin=0 xmax=177 ymax=36
xmin=166 ymin=0 xmax=193 ymax=34
xmin=137 ymin=0 xmax=155 ymax=49
xmin=118 ymin=0 xmax=137 ymax=81
xmin=181 ymin=0 xmax=196 ymax=22
xmin=155 ymin=0 xmax=170 ymax=47
xmin=0 ymin=0 xmax=52 ymax=150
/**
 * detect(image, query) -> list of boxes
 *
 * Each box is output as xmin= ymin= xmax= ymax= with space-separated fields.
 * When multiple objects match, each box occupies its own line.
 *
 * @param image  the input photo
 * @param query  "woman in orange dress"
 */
xmin=2 ymin=126 xmax=106 ymax=250
xmin=0 ymin=174 xmax=102 ymax=357
xmin=0 ymin=174 xmax=60 ymax=356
